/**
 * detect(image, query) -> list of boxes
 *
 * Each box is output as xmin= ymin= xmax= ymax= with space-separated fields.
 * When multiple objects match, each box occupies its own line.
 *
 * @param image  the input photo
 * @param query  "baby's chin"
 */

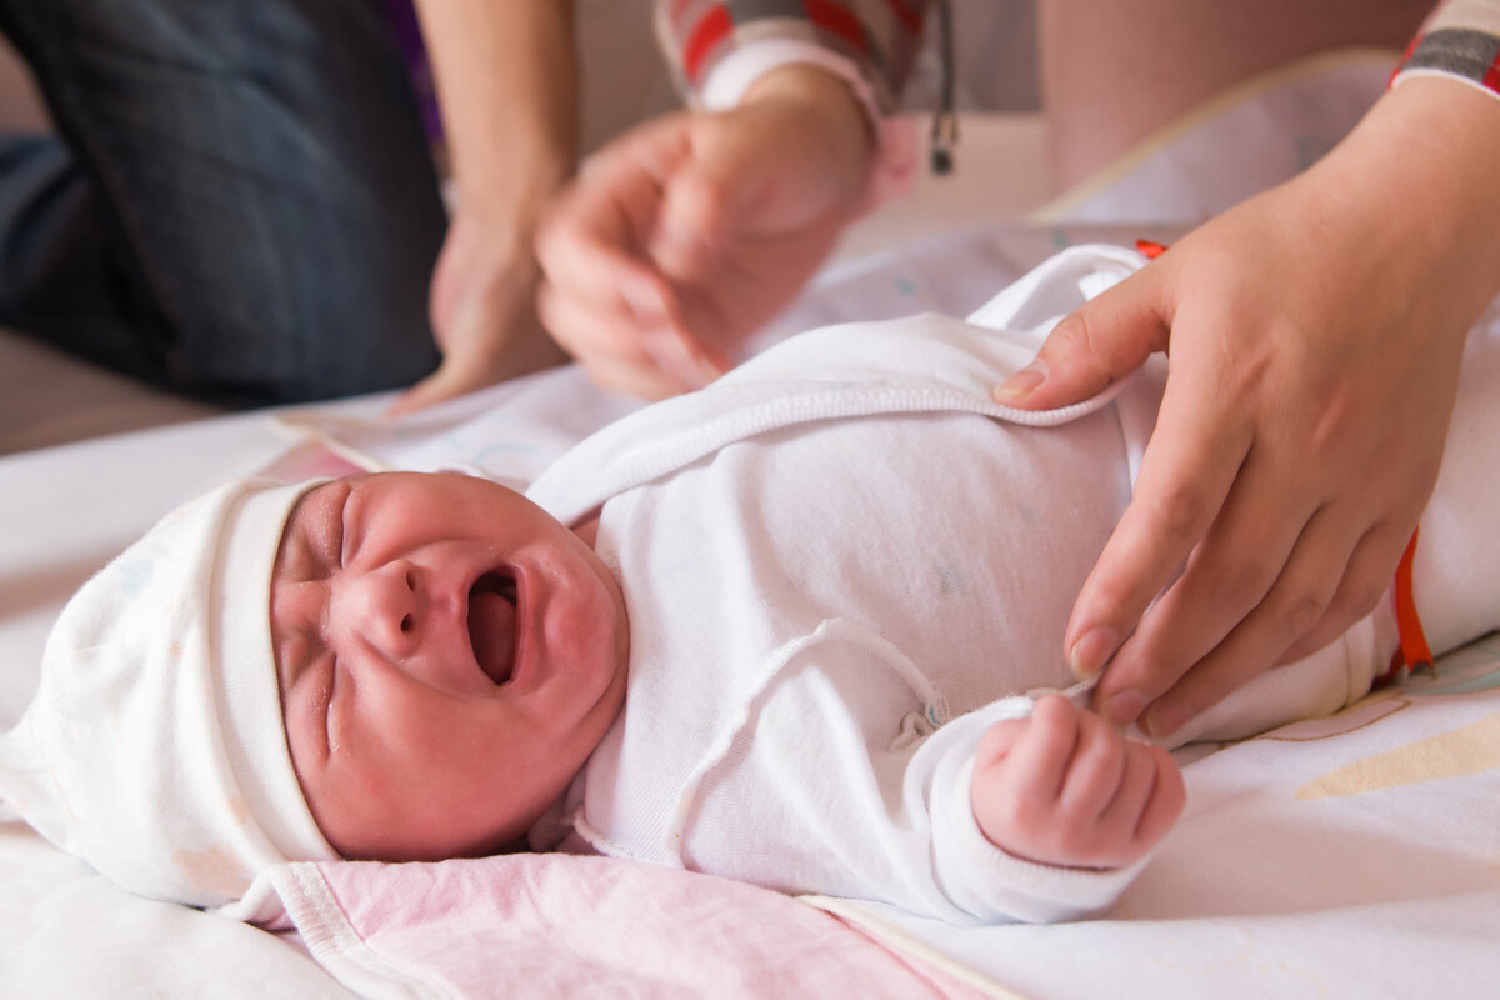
xmin=570 ymin=515 xmax=631 ymax=692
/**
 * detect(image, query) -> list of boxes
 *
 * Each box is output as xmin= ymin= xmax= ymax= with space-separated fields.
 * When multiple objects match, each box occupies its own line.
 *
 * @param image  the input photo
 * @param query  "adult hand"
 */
xmin=390 ymin=207 xmax=567 ymax=416
xmin=995 ymin=78 xmax=1500 ymax=738
xmin=537 ymin=64 xmax=875 ymax=399
xmin=394 ymin=0 xmax=575 ymax=415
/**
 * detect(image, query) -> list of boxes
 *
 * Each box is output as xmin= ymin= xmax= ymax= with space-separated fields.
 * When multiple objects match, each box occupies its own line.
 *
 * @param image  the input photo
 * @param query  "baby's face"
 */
xmin=270 ymin=471 xmax=629 ymax=861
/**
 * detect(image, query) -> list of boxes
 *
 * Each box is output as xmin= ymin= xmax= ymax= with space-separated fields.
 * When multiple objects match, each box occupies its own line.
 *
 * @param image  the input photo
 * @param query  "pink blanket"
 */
xmin=260 ymin=852 xmax=989 ymax=1000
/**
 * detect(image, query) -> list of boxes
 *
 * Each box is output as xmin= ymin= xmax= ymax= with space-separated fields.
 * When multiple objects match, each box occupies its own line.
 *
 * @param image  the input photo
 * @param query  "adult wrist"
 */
xmin=740 ymin=61 xmax=918 ymax=215
xmin=449 ymin=148 xmax=572 ymax=230
xmin=1307 ymin=74 xmax=1500 ymax=337
xmin=742 ymin=62 xmax=873 ymax=141
xmin=1390 ymin=3 xmax=1500 ymax=103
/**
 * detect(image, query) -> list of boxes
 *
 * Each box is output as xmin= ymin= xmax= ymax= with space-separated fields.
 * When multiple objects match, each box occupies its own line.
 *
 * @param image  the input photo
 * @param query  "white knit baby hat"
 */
xmin=0 ymin=478 xmax=337 ymax=910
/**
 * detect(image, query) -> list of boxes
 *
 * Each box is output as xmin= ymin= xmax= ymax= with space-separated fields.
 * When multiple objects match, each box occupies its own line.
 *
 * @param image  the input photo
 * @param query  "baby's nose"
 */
xmin=333 ymin=562 xmax=420 ymax=658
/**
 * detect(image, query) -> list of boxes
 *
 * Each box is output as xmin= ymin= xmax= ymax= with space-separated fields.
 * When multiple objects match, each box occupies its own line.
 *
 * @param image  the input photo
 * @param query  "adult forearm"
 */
xmin=389 ymin=0 xmax=578 ymax=414
xmin=1354 ymin=73 xmax=1500 ymax=336
xmin=412 ymin=0 xmax=579 ymax=217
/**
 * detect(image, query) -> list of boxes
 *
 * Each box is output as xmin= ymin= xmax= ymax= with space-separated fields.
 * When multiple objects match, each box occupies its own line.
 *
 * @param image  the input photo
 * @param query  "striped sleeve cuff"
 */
xmin=654 ymin=1 xmax=930 ymax=114
xmin=1392 ymin=1 xmax=1500 ymax=98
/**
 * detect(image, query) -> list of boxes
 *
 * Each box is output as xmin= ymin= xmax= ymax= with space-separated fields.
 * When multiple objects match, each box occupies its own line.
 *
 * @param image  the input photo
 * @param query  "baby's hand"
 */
xmin=970 ymin=695 xmax=1185 ymax=870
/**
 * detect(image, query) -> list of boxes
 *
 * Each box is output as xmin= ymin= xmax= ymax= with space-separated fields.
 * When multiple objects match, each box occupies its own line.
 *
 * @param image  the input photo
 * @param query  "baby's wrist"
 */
xmin=972 ymin=809 xmax=1128 ymax=874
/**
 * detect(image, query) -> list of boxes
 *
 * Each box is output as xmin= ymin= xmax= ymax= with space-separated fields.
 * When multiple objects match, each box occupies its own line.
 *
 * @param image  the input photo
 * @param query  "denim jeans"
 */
xmin=0 ymin=0 xmax=445 ymax=405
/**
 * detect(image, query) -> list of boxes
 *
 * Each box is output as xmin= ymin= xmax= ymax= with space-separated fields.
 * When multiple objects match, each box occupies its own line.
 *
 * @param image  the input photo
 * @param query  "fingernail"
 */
xmin=684 ymin=341 xmax=726 ymax=384
xmin=662 ymin=221 xmax=708 ymax=253
xmin=1101 ymin=690 xmax=1147 ymax=728
xmin=994 ymin=360 xmax=1047 ymax=402
xmin=1068 ymin=626 xmax=1118 ymax=678
xmin=647 ymin=333 xmax=710 ymax=389
xmin=624 ymin=282 xmax=665 ymax=323
xmin=651 ymin=223 xmax=710 ymax=271
xmin=1143 ymin=702 xmax=1191 ymax=739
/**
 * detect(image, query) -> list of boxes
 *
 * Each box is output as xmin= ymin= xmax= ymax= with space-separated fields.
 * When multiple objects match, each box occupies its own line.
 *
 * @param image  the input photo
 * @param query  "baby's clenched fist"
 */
xmin=970 ymin=695 xmax=1185 ymax=870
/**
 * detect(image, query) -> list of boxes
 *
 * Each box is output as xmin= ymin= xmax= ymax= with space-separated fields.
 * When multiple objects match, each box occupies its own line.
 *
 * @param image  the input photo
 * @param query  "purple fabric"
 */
xmin=382 ymin=0 xmax=443 ymax=139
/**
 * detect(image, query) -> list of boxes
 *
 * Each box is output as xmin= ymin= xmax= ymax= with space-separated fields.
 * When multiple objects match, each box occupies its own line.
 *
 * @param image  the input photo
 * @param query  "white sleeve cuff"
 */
xmin=699 ymin=39 xmax=918 ymax=214
xmin=1390 ymin=65 xmax=1500 ymax=102
xmin=933 ymin=755 xmax=1146 ymax=925
xmin=699 ymin=38 xmax=878 ymax=116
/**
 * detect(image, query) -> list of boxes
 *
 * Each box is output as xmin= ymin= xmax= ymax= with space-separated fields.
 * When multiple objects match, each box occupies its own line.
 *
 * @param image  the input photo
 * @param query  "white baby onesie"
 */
xmin=526 ymin=246 xmax=1388 ymax=924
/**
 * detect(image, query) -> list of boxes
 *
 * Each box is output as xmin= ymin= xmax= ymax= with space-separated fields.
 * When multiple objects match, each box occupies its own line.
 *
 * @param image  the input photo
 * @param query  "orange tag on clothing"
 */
xmin=1375 ymin=528 xmax=1433 ymax=688
xmin=1135 ymin=239 xmax=1169 ymax=259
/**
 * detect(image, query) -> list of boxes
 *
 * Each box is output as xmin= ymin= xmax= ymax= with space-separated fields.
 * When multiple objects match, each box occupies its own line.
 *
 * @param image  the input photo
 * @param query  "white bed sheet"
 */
xmin=819 ymin=639 xmax=1500 ymax=1000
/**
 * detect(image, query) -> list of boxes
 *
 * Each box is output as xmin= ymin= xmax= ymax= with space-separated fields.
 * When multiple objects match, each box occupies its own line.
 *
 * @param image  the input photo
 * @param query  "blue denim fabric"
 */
xmin=0 ymin=0 xmax=445 ymax=405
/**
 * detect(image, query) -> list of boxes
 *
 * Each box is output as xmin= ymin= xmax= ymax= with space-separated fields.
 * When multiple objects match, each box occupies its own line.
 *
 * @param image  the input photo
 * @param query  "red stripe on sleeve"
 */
xmin=881 ymin=0 xmax=925 ymax=34
xmin=805 ymin=0 xmax=869 ymax=53
xmin=683 ymin=6 xmax=734 ymax=83
xmin=1484 ymin=53 xmax=1500 ymax=94
xmin=1388 ymin=33 xmax=1421 ymax=88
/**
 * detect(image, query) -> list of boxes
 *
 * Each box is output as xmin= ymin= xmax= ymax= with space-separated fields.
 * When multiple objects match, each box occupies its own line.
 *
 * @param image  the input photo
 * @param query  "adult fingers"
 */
xmin=1274 ymin=519 xmax=1412 ymax=666
xmin=647 ymin=106 xmax=823 ymax=284
xmin=390 ymin=319 xmax=568 ymax=415
xmin=1138 ymin=514 xmax=1411 ymax=736
xmin=537 ymin=280 xmax=700 ymax=399
xmin=391 ymin=286 xmax=566 ymax=417
xmin=649 ymin=127 xmax=746 ymax=283
xmin=537 ymin=118 xmax=693 ymax=318
xmin=577 ymin=354 xmax=686 ymax=402
xmin=391 ymin=358 xmax=485 ymax=416
xmin=1065 ymin=349 xmax=1254 ymax=686
xmin=1097 ymin=406 xmax=1416 ymax=738
xmin=539 ymin=122 xmax=738 ymax=394
xmin=1090 ymin=435 xmax=1322 ymax=729
xmin=993 ymin=264 xmax=1172 ymax=411
xmin=537 ymin=191 xmax=673 ymax=326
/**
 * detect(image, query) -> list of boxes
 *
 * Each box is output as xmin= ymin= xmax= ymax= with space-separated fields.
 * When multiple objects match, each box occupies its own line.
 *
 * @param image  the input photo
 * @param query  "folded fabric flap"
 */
xmin=263 ymin=853 xmax=991 ymax=1000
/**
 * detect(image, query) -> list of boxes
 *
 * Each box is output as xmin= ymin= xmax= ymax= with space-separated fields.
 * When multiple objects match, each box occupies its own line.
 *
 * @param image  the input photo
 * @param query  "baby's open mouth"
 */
xmin=468 ymin=570 xmax=518 ymax=685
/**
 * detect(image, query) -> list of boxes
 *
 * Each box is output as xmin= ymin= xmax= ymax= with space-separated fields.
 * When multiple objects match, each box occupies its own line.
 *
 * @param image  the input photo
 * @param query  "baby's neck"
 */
xmin=571 ymin=512 xmax=603 ymax=549
xmin=524 ymin=768 xmax=589 ymax=854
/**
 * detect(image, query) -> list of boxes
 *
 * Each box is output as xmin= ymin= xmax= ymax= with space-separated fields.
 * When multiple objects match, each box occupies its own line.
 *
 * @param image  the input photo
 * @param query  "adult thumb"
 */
xmin=388 ymin=318 xmax=566 ymax=418
xmin=650 ymin=120 xmax=777 ymax=283
xmin=992 ymin=271 xmax=1172 ymax=410
xmin=387 ymin=357 xmax=482 ymax=417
